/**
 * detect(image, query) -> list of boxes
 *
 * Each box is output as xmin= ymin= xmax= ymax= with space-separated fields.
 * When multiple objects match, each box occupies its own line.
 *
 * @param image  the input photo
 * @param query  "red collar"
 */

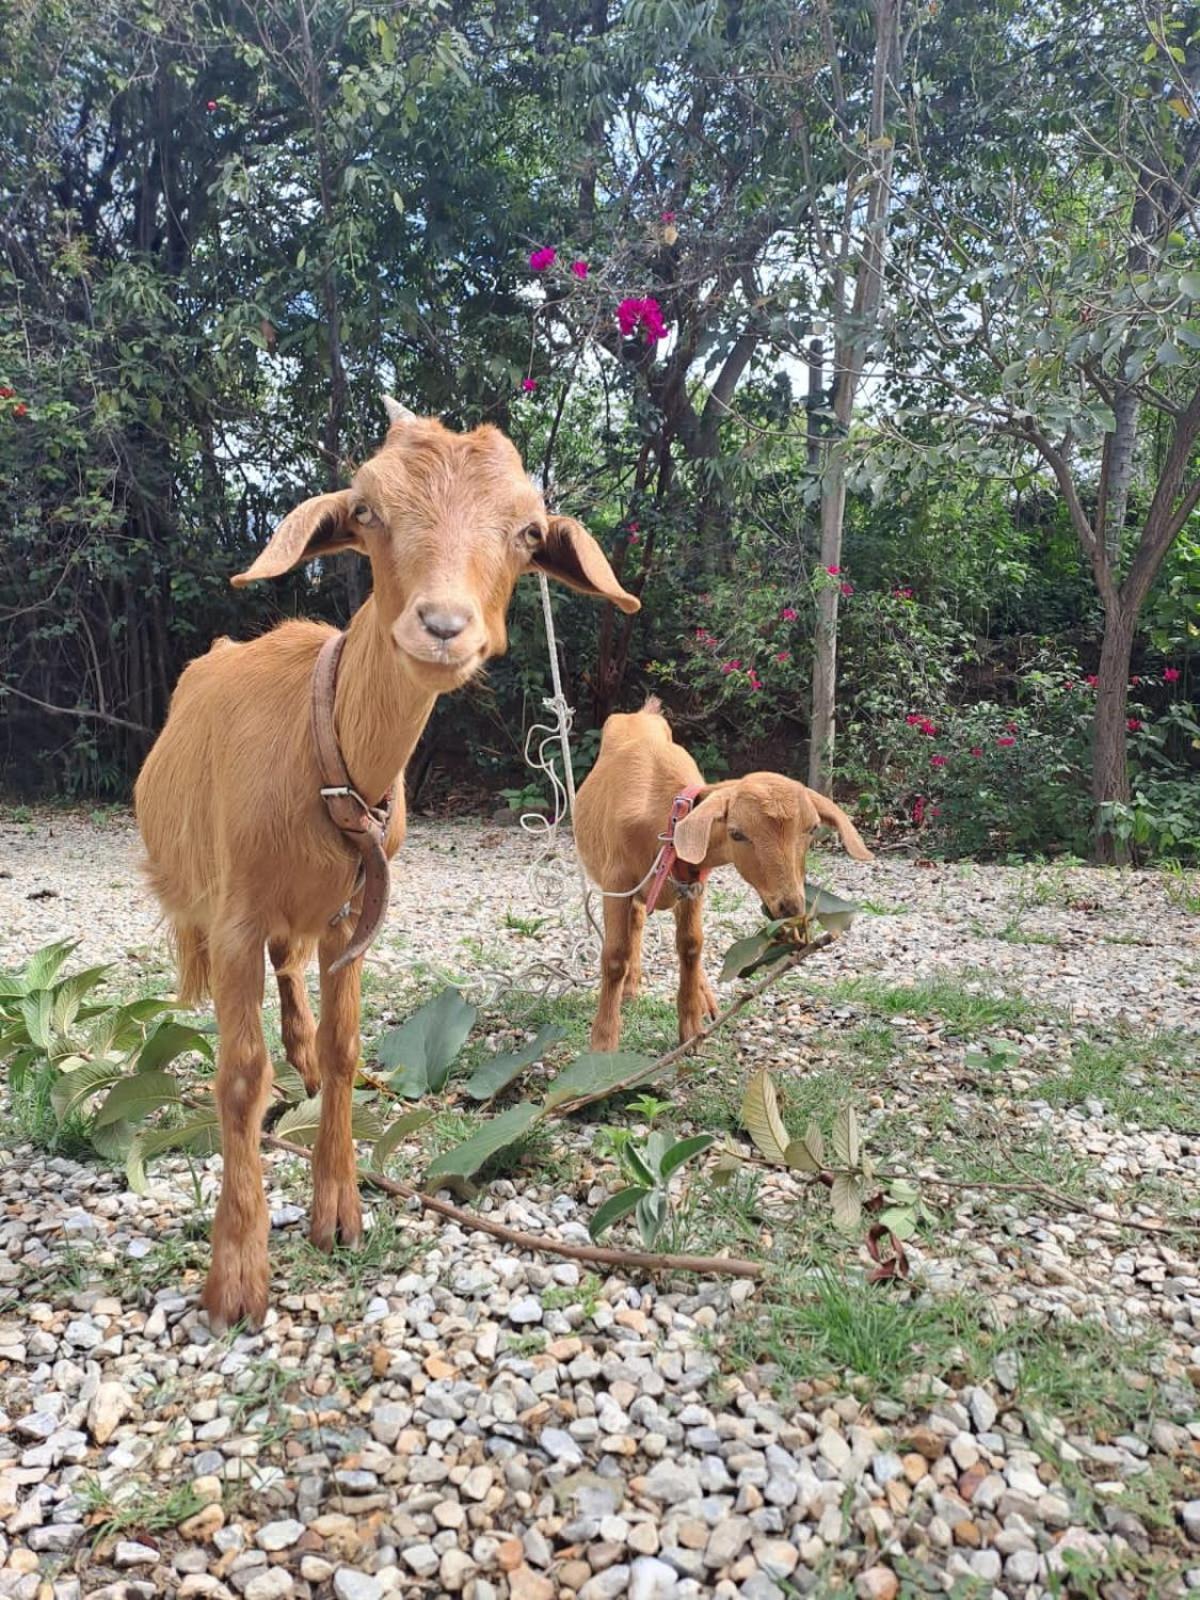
xmin=644 ymin=784 xmax=711 ymax=912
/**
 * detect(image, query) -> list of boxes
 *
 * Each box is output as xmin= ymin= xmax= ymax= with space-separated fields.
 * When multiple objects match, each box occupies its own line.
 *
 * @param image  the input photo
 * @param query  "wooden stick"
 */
xmin=262 ymin=1130 xmax=763 ymax=1279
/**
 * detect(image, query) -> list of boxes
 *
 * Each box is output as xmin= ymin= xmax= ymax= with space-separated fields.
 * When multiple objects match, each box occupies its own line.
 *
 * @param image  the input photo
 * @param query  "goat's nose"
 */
xmin=776 ymin=898 xmax=802 ymax=919
xmin=418 ymin=604 xmax=471 ymax=642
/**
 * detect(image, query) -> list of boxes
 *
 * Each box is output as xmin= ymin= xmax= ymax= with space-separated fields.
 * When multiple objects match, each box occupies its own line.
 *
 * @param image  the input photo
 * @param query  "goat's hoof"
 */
xmin=202 ymin=1255 xmax=268 ymax=1334
xmin=678 ymin=1013 xmax=706 ymax=1044
xmin=310 ymin=1180 xmax=363 ymax=1254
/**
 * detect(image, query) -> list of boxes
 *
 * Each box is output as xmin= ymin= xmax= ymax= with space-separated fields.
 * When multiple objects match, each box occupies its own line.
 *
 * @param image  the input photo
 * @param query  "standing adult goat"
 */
xmin=574 ymin=698 xmax=873 ymax=1051
xmin=135 ymin=401 xmax=638 ymax=1330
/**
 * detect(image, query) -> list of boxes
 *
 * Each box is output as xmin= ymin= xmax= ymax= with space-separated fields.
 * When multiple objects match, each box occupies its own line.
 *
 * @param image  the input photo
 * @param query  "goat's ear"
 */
xmin=807 ymin=788 xmax=874 ymax=862
xmin=231 ymin=491 xmax=363 ymax=588
xmin=674 ymin=788 xmax=727 ymax=865
xmin=532 ymin=515 xmax=640 ymax=614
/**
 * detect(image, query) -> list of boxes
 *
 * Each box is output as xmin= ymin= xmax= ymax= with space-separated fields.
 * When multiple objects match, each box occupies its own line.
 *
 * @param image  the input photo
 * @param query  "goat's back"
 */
xmin=574 ymin=699 xmax=703 ymax=891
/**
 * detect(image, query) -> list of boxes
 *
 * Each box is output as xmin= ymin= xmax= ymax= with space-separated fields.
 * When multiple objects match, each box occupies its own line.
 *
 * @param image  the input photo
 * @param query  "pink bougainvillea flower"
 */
xmin=628 ymin=533 xmax=640 ymax=544
xmin=616 ymin=296 xmax=668 ymax=342
xmin=919 ymin=720 xmax=938 ymax=736
xmin=661 ymin=210 xmax=676 ymax=223
xmin=529 ymin=246 xmax=557 ymax=271
xmin=721 ymin=659 xmax=741 ymax=675
xmin=12 ymin=403 xmax=27 ymax=417
xmin=1127 ymin=717 xmax=1142 ymax=732
xmin=747 ymin=670 xmax=762 ymax=691
xmin=780 ymin=606 xmax=798 ymax=621
xmin=695 ymin=628 xmax=709 ymax=640
xmin=1005 ymin=721 xmax=1018 ymax=732
xmin=893 ymin=586 xmax=914 ymax=600
xmin=570 ymin=259 xmax=588 ymax=279
xmin=905 ymin=713 xmax=923 ymax=725
xmin=970 ymin=746 xmax=983 ymax=757
xmin=1064 ymin=680 xmax=1075 ymax=691
xmin=840 ymin=582 xmax=854 ymax=597
xmin=1085 ymin=674 xmax=1098 ymax=688
xmin=912 ymin=796 xmax=926 ymax=826
xmin=627 ymin=520 xmax=639 ymax=532
xmin=776 ymin=650 xmax=790 ymax=663
xmin=1164 ymin=666 xmax=1181 ymax=683
xmin=206 ymin=100 xmax=217 ymax=112
xmin=997 ymin=736 xmax=1016 ymax=747
xmin=930 ymin=805 xmax=942 ymax=818
xmin=930 ymin=754 xmax=947 ymax=768
xmin=825 ymin=564 xmax=841 ymax=576
xmin=521 ymin=377 xmax=538 ymax=393
xmin=0 ymin=387 xmax=12 ymax=399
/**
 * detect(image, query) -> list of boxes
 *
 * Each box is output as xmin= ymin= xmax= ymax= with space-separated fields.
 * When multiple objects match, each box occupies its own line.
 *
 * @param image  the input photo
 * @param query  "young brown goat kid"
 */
xmin=135 ymin=401 xmax=637 ymax=1330
xmin=573 ymin=698 xmax=873 ymax=1051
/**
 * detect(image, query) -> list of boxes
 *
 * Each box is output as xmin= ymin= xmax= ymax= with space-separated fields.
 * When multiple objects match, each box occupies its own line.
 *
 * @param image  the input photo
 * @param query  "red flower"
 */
xmin=1127 ymin=717 xmax=1142 ymax=732
xmin=1164 ymin=667 xmax=1181 ymax=683
xmin=570 ymin=259 xmax=588 ymax=279
xmin=1004 ymin=721 xmax=1018 ymax=733
xmin=747 ymin=671 xmax=762 ymax=692
xmin=930 ymin=806 xmax=942 ymax=818
xmin=1130 ymin=676 xmax=1141 ymax=687
xmin=905 ymin=713 xmax=923 ymax=725
xmin=780 ymin=606 xmax=798 ymax=622
xmin=775 ymin=650 xmax=790 ymax=663
xmin=521 ymin=377 xmax=538 ymax=393
xmin=969 ymin=746 xmax=983 ymax=758
xmin=1085 ymin=674 xmax=1098 ymax=688
xmin=0 ymin=387 xmax=13 ymax=399
xmin=628 ymin=533 xmax=640 ymax=544
xmin=930 ymin=754 xmax=947 ymax=768
xmin=997 ymin=736 xmax=1016 ymax=747
xmin=1064 ymin=680 xmax=1075 ymax=691
xmin=840 ymin=582 xmax=854 ymax=597
xmin=893 ymin=586 xmax=914 ymax=600
xmin=919 ymin=720 xmax=937 ymax=736
xmin=912 ymin=796 xmax=926 ymax=826
xmin=529 ymin=247 xmax=557 ymax=272
xmin=825 ymin=564 xmax=841 ymax=576
xmin=721 ymin=659 xmax=742 ymax=675
xmin=616 ymin=296 xmax=668 ymax=342
xmin=206 ymin=100 xmax=217 ymax=112
xmin=627 ymin=521 xmax=639 ymax=532
xmin=12 ymin=403 xmax=27 ymax=418
xmin=661 ymin=210 xmax=676 ymax=223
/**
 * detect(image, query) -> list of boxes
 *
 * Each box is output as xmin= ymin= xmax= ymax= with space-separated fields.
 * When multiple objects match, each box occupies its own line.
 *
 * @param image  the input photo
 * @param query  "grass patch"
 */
xmin=75 ymin=1475 xmax=205 ymax=1549
xmin=1005 ymin=1316 xmax=1167 ymax=1435
xmin=818 ymin=972 xmax=1047 ymax=1032
xmin=1030 ymin=1032 xmax=1199 ymax=1134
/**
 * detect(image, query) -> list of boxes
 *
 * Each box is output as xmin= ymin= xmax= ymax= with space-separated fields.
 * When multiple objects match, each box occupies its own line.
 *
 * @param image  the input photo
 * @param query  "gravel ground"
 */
xmin=1 ymin=808 xmax=1198 ymax=1600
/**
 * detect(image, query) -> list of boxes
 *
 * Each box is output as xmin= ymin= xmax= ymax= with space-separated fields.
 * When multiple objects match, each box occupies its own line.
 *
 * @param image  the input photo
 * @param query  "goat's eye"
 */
xmin=728 ymin=827 xmax=749 ymax=844
xmin=351 ymin=502 xmax=375 ymax=524
xmin=519 ymin=523 xmax=544 ymax=549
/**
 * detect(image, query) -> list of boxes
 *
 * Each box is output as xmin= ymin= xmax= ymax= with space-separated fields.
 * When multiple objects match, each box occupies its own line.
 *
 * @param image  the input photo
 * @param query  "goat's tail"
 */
xmin=641 ymin=694 xmax=664 ymax=717
xmin=172 ymin=924 xmax=211 ymax=1007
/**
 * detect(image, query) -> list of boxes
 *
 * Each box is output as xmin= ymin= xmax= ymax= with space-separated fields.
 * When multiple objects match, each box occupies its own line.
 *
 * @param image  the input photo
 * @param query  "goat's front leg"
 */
xmin=204 ymin=929 xmax=272 ymax=1334
xmin=674 ymin=895 xmax=710 ymax=1043
xmin=269 ymin=937 xmax=320 ymax=1095
xmin=310 ymin=923 xmax=364 ymax=1253
xmin=591 ymin=897 xmax=632 ymax=1052
xmin=622 ymin=900 xmax=647 ymax=1003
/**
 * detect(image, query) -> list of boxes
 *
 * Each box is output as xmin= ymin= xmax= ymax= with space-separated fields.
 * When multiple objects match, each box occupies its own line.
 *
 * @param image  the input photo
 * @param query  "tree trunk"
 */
xmin=1091 ymin=602 xmax=1135 ymax=865
xmin=808 ymin=457 xmax=847 ymax=790
xmin=1099 ymin=385 xmax=1139 ymax=568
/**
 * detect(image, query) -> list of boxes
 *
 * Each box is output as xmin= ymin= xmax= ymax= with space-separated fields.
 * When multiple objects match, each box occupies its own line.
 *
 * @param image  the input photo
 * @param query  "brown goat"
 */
xmin=573 ymin=697 xmax=873 ymax=1051
xmin=134 ymin=401 xmax=637 ymax=1330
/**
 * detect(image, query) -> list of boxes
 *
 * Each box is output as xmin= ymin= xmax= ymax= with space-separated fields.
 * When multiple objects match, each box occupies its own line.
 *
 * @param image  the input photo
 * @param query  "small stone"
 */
xmin=855 ymin=1570 xmax=899 ymax=1600
xmin=964 ymin=1387 xmax=997 ymax=1435
xmin=462 ymin=1465 xmax=494 ymax=1501
xmin=643 ymin=1461 xmax=701 ymax=1505
xmin=87 ymin=1382 xmax=131 ymax=1445
xmin=508 ymin=1297 xmax=543 ymax=1325
xmin=628 ymin=1556 xmax=679 ymax=1600
xmin=818 ymin=1429 xmax=852 ymax=1475
xmin=440 ymin=1550 xmax=476 ymax=1590
xmin=509 ymin=1565 xmax=555 ymax=1600
xmin=1005 ymin=1550 xmax=1040 ymax=1584
xmin=541 ymin=1427 xmax=584 ymax=1466
xmin=704 ymin=1517 xmax=752 ymax=1569
xmin=401 ymin=1544 xmax=439 ymax=1578
xmin=115 ymin=1543 xmax=160 ymax=1569
xmin=179 ymin=1505 xmax=225 ymax=1542
xmin=579 ymin=1567 xmax=631 ymax=1600
xmin=1183 ymin=1502 xmax=1200 ymax=1544
xmin=243 ymin=1573 xmax=294 ymax=1600
xmin=332 ymin=1572 xmax=383 ymax=1600
xmin=255 ymin=1521 xmax=304 ymax=1552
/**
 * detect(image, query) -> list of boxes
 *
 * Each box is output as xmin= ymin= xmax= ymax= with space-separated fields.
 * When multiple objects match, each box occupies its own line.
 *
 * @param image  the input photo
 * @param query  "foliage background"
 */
xmin=1 ymin=0 xmax=1197 ymax=860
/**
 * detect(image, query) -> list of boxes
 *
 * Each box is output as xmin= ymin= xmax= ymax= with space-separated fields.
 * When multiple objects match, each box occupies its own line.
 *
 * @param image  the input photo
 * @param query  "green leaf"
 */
xmin=20 ymin=991 xmax=53 ymax=1052
xmin=50 ymin=966 xmax=112 ymax=1035
xmin=465 ymin=1024 xmax=565 ymax=1101
xmin=659 ymin=1133 xmax=714 ymax=1181
xmin=720 ymin=922 xmax=800 ymax=982
xmin=831 ymin=1105 xmax=861 ymax=1168
xmin=588 ymin=1185 xmax=648 ymax=1240
xmin=543 ymin=1051 xmax=657 ymax=1109
xmin=1179 ymin=271 xmax=1200 ymax=299
xmin=806 ymin=881 xmax=859 ymax=934
xmin=90 ymin=1118 xmax=137 ymax=1161
xmin=24 ymin=940 xmax=78 ymax=990
xmin=877 ymin=1204 xmax=918 ymax=1240
xmin=93 ymin=1068 xmax=181 ymax=1129
xmin=785 ymin=1137 xmax=820 ymax=1173
xmin=636 ymin=1189 xmax=668 ymax=1248
xmin=622 ymin=1141 xmax=659 ymax=1188
xmin=51 ymin=1058 xmax=125 ymax=1124
xmin=741 ymin=1069 xmax=790 ymax=1165
xmin=830 ymin=1173 xmax=864 ymax=1231
xmin=276 ymin=1095 xmax=383 ymax=1147
xmin=370 ymin=1109 xmax=434 ymax=1171
xmin=804 ymin=1120 xmax=826 ymax=1167
xmin=136 ymin=1018 xmax=212 ymax=1074
xmin=126 ymin=1110 xmax=222 ymax=1193
xmin=376 ymin=988 xmax=477 ymax=1098
xmin=425 ymin=1102 xmax=541 ymax=1184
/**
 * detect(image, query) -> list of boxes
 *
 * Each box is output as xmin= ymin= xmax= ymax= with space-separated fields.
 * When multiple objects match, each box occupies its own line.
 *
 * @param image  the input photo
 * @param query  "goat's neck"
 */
xmin=334 ymin=600 xmax=436 ymax=804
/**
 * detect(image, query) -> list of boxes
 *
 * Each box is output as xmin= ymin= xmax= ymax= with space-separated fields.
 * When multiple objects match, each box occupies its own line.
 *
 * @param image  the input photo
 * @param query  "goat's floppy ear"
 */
xmin=532 ymin=515 xmax=640 ymax=614
xmin=808 ymin=788 xmax=874 ymax=862
xmin=674 ymin=788 xmax=727 ymax=865
xmin=231 ymin=491 xmax=363 ymax=588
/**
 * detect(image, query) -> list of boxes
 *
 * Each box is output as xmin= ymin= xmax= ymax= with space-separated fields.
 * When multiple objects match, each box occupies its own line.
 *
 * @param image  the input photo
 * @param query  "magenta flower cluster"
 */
xmin=617 ymin=296 xmax=669 ymax=342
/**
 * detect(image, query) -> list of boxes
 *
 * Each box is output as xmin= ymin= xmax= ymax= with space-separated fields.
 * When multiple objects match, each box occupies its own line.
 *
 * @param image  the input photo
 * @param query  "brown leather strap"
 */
xmin=310 ymin=631 xmax=395 ymax=973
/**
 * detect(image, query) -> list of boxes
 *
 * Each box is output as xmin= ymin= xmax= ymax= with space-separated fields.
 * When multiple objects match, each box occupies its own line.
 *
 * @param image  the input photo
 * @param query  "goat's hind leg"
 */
xmin=203 ymin=923 xmax=272 ymax=1333
xmin=309 ymin=921 xmax=364 ymax=1253
xmin=622 ymin=900 xmax=646 ymax=1003
xmin=591 ymin=896 xmax=632 ymax=1052
xmin=269 ymin=937 xmax=319 ymax=1094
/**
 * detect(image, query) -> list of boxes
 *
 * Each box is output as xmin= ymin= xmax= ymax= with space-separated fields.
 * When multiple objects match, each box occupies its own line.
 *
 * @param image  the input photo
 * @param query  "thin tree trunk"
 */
xmin=1099 ymin=385 xmax=1139 ymax=568
xmin=1091 ymin=602 xmax=1136 ymax=864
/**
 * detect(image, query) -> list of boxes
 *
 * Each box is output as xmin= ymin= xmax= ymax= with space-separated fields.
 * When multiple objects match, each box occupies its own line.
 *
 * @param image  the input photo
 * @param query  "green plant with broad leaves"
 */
xmin=588 ymin=1128 xmax=715 ymax=1249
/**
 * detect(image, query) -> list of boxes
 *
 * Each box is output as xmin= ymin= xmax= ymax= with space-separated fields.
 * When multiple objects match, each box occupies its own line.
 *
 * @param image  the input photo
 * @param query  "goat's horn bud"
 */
xmin=382 ymin=393 xmax=416 ymax=424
